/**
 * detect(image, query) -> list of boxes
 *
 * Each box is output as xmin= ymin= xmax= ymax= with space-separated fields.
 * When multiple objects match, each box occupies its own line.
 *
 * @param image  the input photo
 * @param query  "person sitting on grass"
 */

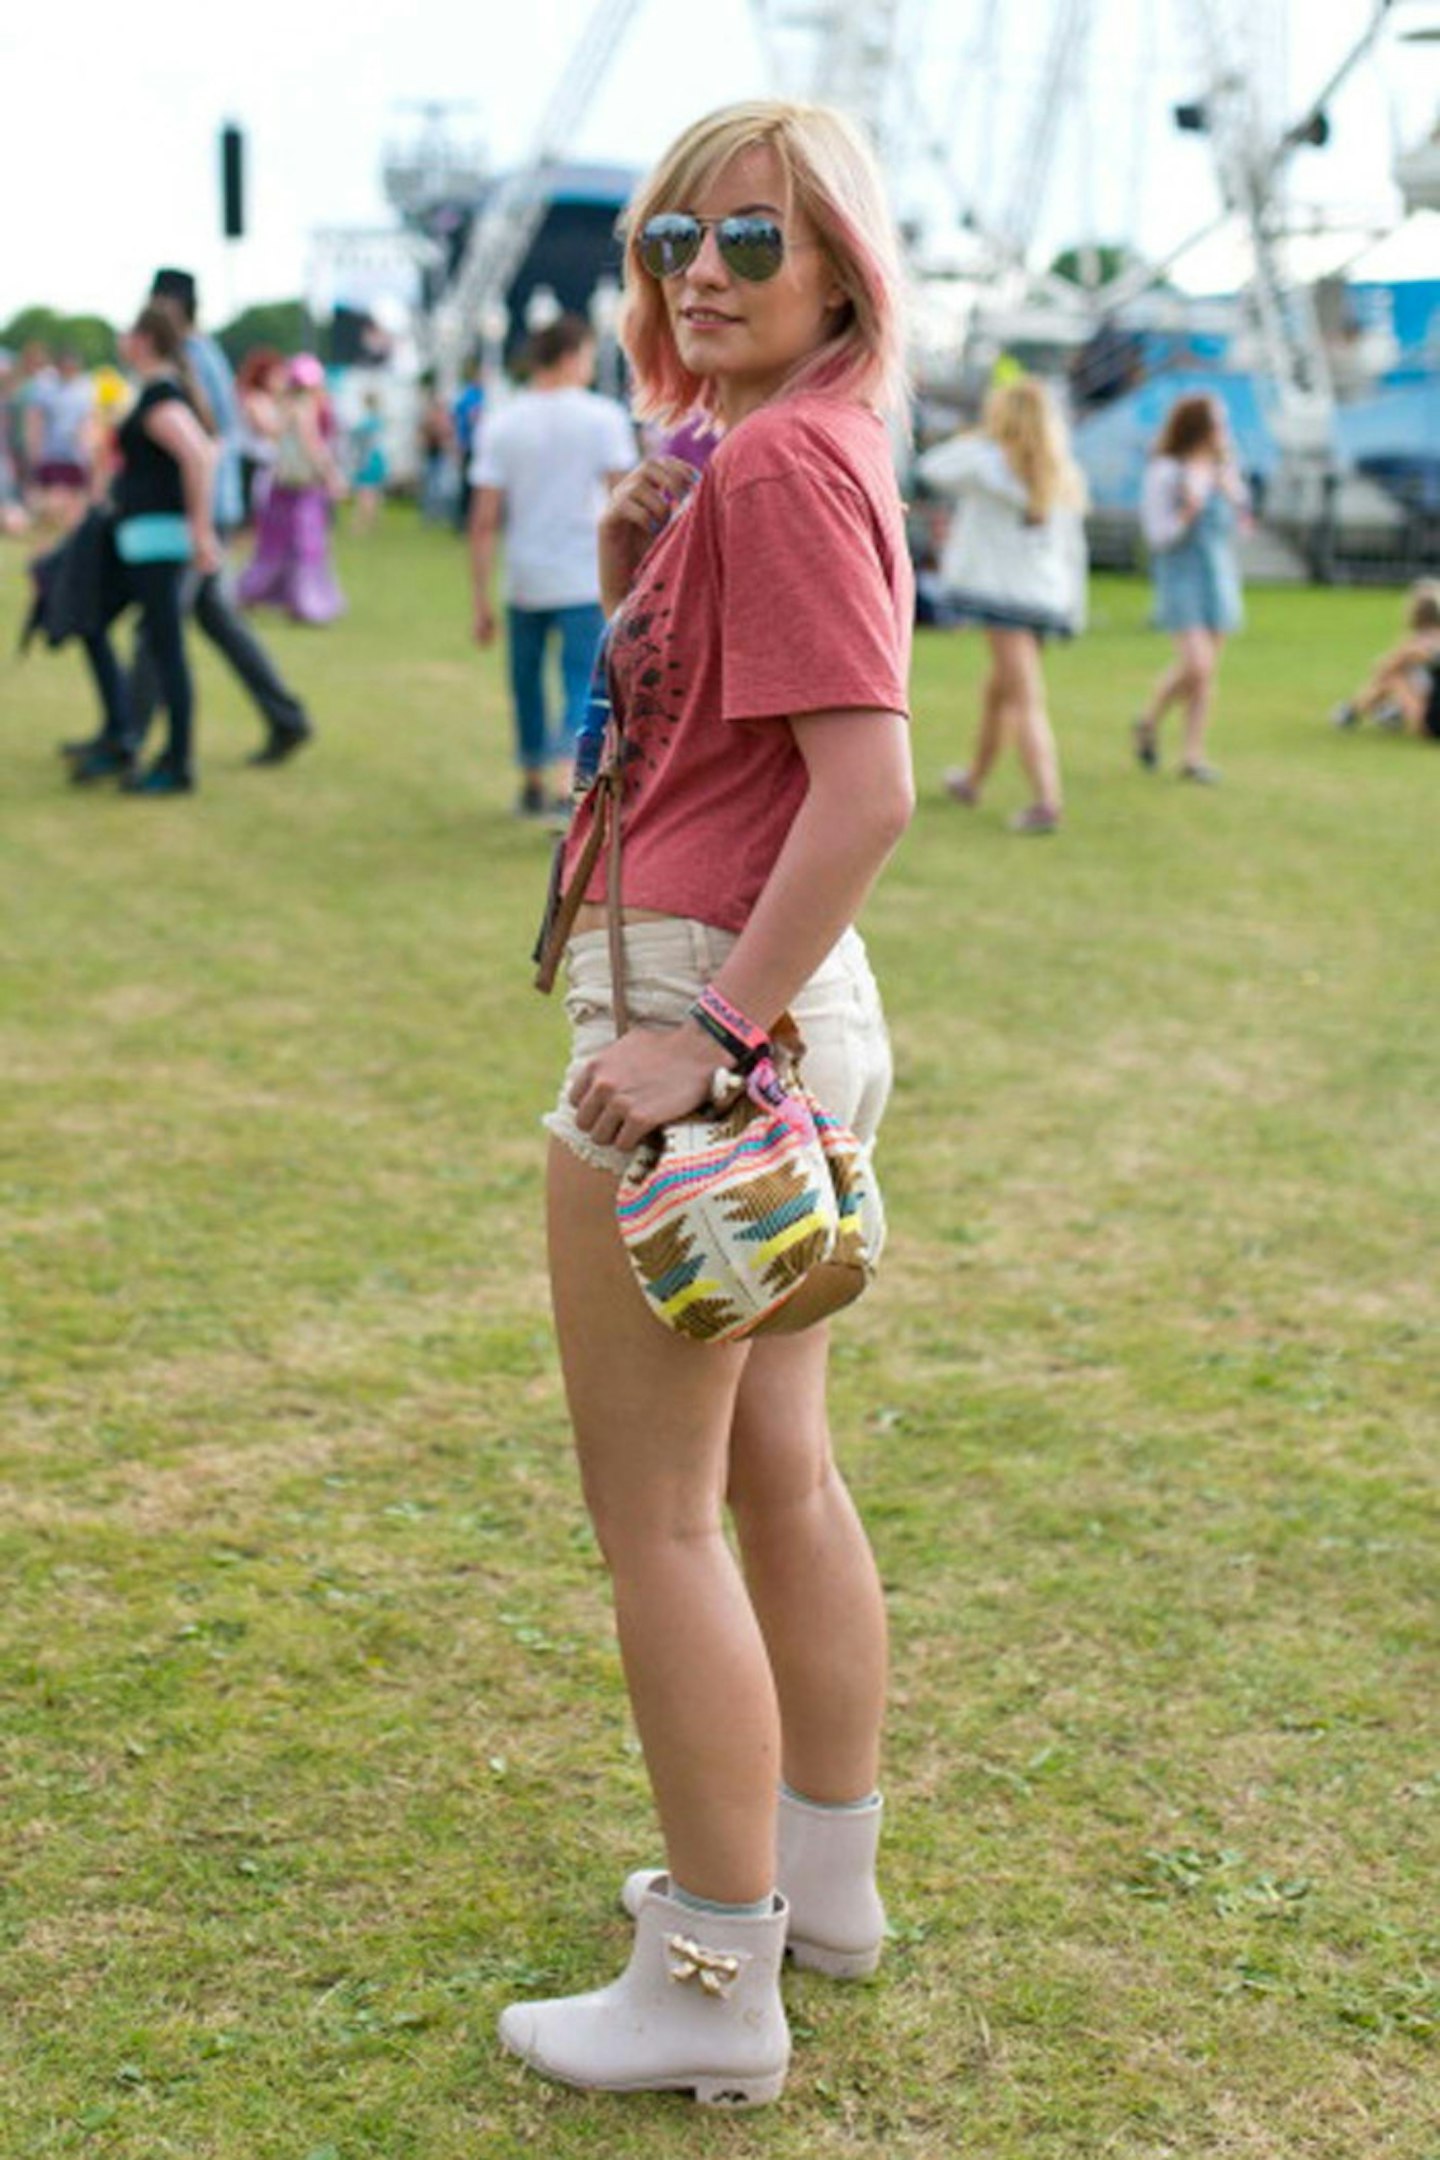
xmin=1330 ymin=580 xmax=1440 ymax=741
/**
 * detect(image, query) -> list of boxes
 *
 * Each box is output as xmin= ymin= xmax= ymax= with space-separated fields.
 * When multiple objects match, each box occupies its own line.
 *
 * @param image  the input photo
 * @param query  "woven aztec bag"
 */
xmin=534 ymin=647 xmax=885 ymax=1343
xmin=613 ymin=1047 xmax=886 ymax=1342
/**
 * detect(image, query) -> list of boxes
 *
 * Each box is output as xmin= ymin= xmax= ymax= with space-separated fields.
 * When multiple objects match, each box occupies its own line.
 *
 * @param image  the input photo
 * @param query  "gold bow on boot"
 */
xmin=664 ymin=1933 xmax=748 ymax=1998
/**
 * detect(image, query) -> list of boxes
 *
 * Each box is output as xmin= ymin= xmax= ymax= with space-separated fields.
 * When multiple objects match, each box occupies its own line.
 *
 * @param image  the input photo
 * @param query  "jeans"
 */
xmin=506 ymin=603 xmax=606 ymax=773
xmin=130 ymin=562 xmax=309 ymax=748
xmin=83 ymin=557 xmax=193 ymax=774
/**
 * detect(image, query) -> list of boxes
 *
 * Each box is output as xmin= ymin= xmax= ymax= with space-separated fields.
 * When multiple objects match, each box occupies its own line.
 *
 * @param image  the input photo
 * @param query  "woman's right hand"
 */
xmin=598 ymin=456 xmax=700 ymax=614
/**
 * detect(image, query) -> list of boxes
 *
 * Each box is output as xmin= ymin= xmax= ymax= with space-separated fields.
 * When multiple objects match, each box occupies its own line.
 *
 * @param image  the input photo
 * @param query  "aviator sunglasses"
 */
xmin=636 ymin=211 xmax=797 ymax=284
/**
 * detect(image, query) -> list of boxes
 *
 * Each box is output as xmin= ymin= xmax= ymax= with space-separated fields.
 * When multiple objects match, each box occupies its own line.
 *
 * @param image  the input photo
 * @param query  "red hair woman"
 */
xmin=1135 ymin=393 xmax=1248 ymax=782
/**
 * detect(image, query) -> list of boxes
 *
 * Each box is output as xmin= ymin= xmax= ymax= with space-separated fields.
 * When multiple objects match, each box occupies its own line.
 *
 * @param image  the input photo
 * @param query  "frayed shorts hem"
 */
xmin=541 ymin=1109 xmax=630 ymax=1176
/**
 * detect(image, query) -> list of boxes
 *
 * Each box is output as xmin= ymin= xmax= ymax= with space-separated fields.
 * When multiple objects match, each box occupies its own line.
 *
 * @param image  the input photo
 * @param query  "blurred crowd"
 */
xmin=9 ymin=295 xmax=1436 ymax=813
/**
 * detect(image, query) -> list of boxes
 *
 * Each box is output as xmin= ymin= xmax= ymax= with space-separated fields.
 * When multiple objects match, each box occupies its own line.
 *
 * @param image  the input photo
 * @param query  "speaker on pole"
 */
xmin=221 ymin=124 xmax=245 ymax=240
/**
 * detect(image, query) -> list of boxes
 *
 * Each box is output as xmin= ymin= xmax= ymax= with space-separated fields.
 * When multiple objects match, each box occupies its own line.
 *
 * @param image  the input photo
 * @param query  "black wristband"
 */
xmin=688 ymin=1000 xmax=766 ymax=1071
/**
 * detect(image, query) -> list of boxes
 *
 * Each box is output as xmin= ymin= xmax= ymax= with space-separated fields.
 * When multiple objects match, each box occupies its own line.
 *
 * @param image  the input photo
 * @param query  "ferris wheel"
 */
xmin=748 ymin=0 xmax=914 ymax=159
xmin=429 ymin=0 xmax=1434 ymax=399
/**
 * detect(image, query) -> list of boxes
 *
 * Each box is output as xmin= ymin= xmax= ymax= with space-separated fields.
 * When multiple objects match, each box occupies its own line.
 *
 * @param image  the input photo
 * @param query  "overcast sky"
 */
xmin=2 ymin=0 xmax=1435 ymax=329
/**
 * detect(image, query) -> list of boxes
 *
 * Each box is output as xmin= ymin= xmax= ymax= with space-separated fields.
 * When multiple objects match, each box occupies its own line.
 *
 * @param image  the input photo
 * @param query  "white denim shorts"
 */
xmin=544 ymin=918 xmax=893 ymax=1176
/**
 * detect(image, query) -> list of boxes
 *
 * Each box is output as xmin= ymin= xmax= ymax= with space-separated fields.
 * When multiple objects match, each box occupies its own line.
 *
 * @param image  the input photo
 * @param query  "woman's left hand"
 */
xmin=569 ymin=1022 xmax=721 ymax=1153
xmin=192 ymin=524 xmax=223 ymax=576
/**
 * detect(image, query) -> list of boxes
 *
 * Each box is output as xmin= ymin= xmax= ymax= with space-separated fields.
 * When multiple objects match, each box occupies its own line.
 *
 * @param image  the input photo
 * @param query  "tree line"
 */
xmin=3 ymin=300 xmax=319 ymax=369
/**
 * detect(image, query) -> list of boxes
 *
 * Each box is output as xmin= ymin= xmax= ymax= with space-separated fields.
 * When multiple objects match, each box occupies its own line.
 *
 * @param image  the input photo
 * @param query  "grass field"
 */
xmin=2 ymin=515 xmax=1436 ymax=2160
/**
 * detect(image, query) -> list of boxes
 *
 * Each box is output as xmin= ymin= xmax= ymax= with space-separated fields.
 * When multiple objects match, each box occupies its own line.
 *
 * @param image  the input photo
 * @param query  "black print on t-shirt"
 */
xmin=614 ymin=578 xmax=682 ymax=798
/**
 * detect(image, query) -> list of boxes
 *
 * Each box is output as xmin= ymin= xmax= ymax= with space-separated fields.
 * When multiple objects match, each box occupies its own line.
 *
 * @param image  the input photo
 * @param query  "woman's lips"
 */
xmin=681 ymin=308 xmax=741 ymax=328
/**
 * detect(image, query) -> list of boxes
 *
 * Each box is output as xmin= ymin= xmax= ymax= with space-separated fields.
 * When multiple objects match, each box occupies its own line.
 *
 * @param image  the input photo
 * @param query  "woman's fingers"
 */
xmin=605 ymin=457 xmax=699 ymax=534
xmin=569 ymin=1024 xmax=716 ymax=1146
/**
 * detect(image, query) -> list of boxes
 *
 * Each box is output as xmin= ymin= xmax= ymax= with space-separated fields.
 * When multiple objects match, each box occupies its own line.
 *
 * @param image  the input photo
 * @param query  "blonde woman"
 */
xmin=499 ymin=102 xmax=914 ymax=2107
xmin=918 ymin=377 xmax=1087 ymax=833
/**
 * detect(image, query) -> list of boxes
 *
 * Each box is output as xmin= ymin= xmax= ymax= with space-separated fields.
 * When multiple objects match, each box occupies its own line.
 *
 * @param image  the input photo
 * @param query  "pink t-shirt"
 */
xmin=567 ymin=393 xmax=913 ymax=935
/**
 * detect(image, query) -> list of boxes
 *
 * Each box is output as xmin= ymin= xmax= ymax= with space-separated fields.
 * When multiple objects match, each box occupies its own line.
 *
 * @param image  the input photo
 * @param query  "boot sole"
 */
xmin=788 ymin=1936 xmax=883 ymax=1980
xmin=500 ymin=2036 xmax=786 ymax=2107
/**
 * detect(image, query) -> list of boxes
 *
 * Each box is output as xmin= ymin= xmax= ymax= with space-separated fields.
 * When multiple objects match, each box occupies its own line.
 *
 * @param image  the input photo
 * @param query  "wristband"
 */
xmin=688 ymin=985 xmax=769 ymax=1071
xmin=745 ymin=1053 xmax=815 ymax=1137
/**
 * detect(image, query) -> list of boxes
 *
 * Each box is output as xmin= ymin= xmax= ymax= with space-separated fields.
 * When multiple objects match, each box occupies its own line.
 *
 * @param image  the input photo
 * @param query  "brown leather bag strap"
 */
xmin=533 ymin=774 xmax=612 ymax=994
xmin=533 ymin=619 xmax=630 ymax=1030
xmin=532 ymin=764 xmax=631 ymax=1040
xmin=605 ymin=770 xmax=630 ymax=1036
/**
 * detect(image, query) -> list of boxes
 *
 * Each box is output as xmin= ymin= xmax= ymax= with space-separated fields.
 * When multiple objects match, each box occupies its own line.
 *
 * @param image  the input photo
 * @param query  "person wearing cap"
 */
xmin=129 ymin=270 xmax=315 ymax=764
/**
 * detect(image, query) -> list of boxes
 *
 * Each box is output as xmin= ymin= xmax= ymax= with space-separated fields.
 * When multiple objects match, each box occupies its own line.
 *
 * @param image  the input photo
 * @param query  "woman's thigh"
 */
xmin=546 ymin=1138 xmax=747 ymax=1544
xmin=986 ymin=626 xmax=1042 ymax=693
xmin=1176 ymin=627 xmax=1216 ymax=680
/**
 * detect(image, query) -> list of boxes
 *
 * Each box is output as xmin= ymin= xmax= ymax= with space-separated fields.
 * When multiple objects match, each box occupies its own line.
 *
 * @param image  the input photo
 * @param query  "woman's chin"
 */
xmin=675 ymin=338 xmax=725 ymax=382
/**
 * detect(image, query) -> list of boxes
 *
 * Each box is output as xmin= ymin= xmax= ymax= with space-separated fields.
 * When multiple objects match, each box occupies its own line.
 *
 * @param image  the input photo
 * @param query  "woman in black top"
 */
xmin=73 ymin=303 xmax=219 ymax=795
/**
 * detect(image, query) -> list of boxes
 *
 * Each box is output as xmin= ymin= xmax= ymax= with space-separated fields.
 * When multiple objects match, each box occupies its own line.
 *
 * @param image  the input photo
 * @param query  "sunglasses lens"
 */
xmin=718 ymin=216 xmax=784 ymax=281
xmin=637 ymin=214 xmax=701 ymax=278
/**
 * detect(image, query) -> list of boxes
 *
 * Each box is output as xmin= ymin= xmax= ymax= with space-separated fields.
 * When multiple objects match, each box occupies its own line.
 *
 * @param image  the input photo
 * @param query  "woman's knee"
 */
xmin=581 ymin=1476 xmax=726 ymax=1575
xmin=727 ymin=1399 xmax=833 ymax=1520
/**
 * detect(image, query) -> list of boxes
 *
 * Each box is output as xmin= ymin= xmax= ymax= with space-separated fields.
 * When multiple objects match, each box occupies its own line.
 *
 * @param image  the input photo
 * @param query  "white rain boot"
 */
xmin=621 ymin=1788 xmax=886 ymax=1980
xmin=498 ymin=1881 xmax=791 ymax=2107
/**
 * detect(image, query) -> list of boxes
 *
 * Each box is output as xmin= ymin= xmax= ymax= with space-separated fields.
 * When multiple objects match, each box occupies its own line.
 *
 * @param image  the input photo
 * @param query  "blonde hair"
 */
xmin=982 ymin=377 xmax=1087 ymax=521
xmin=1406 ymin=578 xmax=1440 ymax=633
xmin=620 ymin=99 xmax=909 ymax=429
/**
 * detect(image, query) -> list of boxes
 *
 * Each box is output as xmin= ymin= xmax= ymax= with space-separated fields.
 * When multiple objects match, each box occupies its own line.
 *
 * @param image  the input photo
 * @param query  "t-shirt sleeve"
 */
xmin=469 ymin=418 xmax=507 ymax=491
xmin=718 ymin=467 xmax=908 ymax=722
xmin=145 ymin=382 xmax=187 ymax=418
xmin=915 ymin=433 xmax=1023 ymax=505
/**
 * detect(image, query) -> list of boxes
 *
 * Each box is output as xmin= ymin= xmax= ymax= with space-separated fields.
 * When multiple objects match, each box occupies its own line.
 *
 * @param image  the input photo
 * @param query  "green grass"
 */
xmin=2 ymin=514 xmax=1436 ymax=2159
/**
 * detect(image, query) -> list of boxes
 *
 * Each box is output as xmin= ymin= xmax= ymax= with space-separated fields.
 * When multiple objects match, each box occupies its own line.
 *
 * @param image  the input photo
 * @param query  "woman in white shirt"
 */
xmin=918 ymin=377 xmax=1087 ymax=834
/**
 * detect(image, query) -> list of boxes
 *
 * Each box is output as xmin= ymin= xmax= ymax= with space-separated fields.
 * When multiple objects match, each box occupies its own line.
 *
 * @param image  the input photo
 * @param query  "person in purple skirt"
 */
xmin=238 ymin=355 xmax=346 ymax=625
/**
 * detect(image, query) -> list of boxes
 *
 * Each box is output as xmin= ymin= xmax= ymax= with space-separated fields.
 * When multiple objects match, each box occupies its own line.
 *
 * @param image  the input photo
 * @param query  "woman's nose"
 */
xmin=688 ymin=224 xmax=729 ymax=284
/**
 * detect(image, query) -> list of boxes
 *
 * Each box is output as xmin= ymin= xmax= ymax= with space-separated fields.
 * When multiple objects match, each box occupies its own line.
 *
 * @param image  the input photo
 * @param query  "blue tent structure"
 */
xmin=1337 ymin=379 xmax=1440 ymax=456
xmin=1075 ymin=368 xmax=1440 ymax=515
xmin=1335 ymin=379 xmax=1440 ymax=511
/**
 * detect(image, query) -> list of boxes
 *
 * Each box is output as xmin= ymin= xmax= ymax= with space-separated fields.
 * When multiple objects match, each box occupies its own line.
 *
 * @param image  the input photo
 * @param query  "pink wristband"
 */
xmin=690 ymin=984 xmax=769 ymax=1068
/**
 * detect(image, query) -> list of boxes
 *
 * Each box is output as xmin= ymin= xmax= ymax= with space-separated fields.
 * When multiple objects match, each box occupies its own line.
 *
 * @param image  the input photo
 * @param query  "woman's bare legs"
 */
xmin=1179 ymin=628 xmax=1221 ymax=767
xmin=961 ymin=662 xmax=1011 ymax=797
xmin=989 ymin=627 xmax=1061 ymax=812
xmin=1141 ymin=628 xmax=1202 ymax=740
xmin=1142 ymin=630 xmax=1220 ymax=766
xmin=547 ymin=1139 xmax=778 ymax=1904
xmin=1353 ymin=655 xmax=1426 ymax=730
xmin=727 ymin=1329 xmax=887 ymax=1803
